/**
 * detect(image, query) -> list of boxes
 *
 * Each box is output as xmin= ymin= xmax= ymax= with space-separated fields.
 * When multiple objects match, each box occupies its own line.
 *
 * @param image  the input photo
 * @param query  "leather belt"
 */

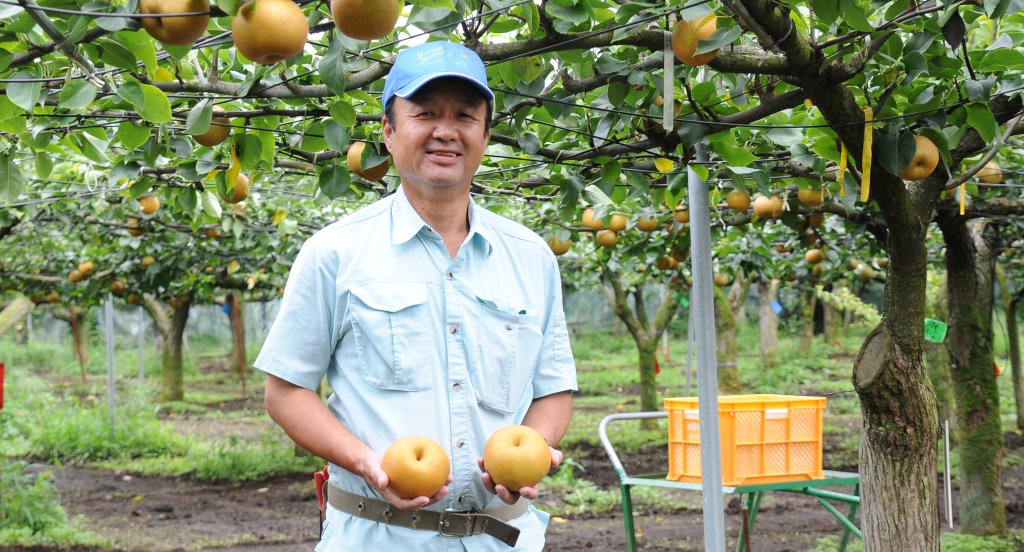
xmin=326 ymin=484 xmax=526 ymax=547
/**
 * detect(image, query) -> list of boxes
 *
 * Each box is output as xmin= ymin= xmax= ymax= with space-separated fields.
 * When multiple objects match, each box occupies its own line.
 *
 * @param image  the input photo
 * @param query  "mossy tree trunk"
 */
xmin=757 ymin=278 xmax=779 ymax=367
xmin=0 ymin=295 xmax=34 ymax=340
xmin=144 ymin=294 xmax=192 ymax=402
xmin=601 ymin=271 xmax=683 ymax=425
xmin=727 ymin=272 xmax=750 ymax=327
xmin=936 ymin=216 xmax=1005 ymax=535
xmin=925 ymin=278 xmax=957 ymax=442
xmin=822 ymin=285 xmax=843 ymax=347
xmin=996 ymin=266 xmax=1024 ymax=430
xmin=799 ymin=288 xmax=816 ymax=352
xmin=713 ymin=285 xmax=741 ymax=393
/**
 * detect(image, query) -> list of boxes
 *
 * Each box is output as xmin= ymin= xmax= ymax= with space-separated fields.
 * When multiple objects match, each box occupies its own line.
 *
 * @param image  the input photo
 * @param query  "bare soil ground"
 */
xmin=8 ymin=430 xmax=1024 ymax=552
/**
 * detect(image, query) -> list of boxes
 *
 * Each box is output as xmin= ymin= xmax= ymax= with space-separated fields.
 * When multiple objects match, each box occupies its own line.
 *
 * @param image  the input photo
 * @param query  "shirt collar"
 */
xmin=390 ymin=187 xmax=495 ymax=257
xmin=391 ymin=187 xmax=425 ymax=246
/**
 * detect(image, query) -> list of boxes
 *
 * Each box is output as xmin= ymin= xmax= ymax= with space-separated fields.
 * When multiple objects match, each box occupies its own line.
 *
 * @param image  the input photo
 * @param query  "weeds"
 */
xmin=0 ymin=460 xmax=105 ymax=547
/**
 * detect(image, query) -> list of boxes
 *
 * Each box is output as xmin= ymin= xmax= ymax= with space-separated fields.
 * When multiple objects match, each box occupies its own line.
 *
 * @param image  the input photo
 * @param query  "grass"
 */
xmin=0 ymin=460 xmax=106 ymax=548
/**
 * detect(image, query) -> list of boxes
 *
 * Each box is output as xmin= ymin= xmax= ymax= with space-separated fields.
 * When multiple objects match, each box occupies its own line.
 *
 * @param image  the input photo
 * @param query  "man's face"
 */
xmin=382 ymin=78 xmax=490 ymax=193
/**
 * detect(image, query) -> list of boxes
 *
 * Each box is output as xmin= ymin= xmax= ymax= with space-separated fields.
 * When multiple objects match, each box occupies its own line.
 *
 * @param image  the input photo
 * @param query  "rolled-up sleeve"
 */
xmin=532 ymin=253 xmax=577 ymax=398
xmin=254 ymin=236 xmax=340 ymax=391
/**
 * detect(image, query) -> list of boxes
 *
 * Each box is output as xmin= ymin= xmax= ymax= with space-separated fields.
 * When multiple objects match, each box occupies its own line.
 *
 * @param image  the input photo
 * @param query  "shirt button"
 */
xmin=456 ymin=439 xmax=465 ymax=448
xmin=452 ymin=383 xmax=461 ymax=391
xmin=446 ymin=272 xmax=454 ymax=280
xmin=449 ymin=325 xmax=458 ymax=334
xmin=505 ymin=323 xmax=513 ymax=330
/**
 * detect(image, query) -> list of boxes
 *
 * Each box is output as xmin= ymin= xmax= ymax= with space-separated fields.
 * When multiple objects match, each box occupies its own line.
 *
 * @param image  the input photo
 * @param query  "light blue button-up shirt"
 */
xmin=254 ymin=187 xmax=577 ymax=551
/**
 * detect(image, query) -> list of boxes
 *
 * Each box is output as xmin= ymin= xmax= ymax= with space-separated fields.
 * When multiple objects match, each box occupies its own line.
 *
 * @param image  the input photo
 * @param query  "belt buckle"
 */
xmin=437 ymin=509 xmax=477 ymax=538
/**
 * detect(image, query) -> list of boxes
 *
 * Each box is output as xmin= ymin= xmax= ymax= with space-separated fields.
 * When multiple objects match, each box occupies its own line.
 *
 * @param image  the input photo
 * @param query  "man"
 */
xmin=254 ymin=40 xmax=577 ymax=551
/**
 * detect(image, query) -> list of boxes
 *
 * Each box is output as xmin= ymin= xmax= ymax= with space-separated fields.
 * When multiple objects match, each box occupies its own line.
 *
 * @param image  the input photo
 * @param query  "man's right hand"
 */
xmin=356 ymin=449 xmax=452 ymax=510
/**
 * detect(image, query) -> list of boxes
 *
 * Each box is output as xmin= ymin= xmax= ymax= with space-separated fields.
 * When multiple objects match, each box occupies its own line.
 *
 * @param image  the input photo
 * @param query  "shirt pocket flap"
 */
xmin=349 ymin=282 xmax=428 ymax=312
xmin=475 ymin=294 xmax=522 ymax=319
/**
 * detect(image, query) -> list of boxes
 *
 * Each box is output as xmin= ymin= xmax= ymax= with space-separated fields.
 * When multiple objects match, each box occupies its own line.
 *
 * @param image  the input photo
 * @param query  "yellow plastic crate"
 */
xmin=665 ymin=394 xmax=826 ymax=486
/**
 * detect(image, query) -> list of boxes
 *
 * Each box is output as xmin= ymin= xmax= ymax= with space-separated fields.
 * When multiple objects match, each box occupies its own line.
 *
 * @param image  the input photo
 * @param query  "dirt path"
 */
xmin=13 ymin=433 xmax=1023 ymax=552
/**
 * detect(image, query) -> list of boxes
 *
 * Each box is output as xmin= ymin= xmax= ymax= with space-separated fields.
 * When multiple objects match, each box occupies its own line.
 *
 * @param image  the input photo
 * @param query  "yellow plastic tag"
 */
xmin=227 ymin=145 xmax=241 ymax=194
xmin=838 ymin=142 xmax=848 ymax=197
xmin=959 ymin=183 xmax=966 ymax=215
xmin=860 ymin=106 xmax=873 ymax=203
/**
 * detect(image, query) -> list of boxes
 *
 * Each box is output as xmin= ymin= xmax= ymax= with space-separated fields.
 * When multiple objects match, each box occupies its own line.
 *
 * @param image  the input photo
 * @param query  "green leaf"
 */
xmin=709 ymin=139 xmax=757 ymax=167
xmin=117 ymin=80 xmax=146 ymax=108
xmin=117 ymin=121 xmax=152 ymax=150
xmin=58 ymin=80 xmax=98 ymax=111
xmin=842 ymin=4 xmax=874 ymax=33
xmin=139 ymin=84 xmax=172 ymax=124
xmin=810 ymin=0 xmax=841 ymax=23
xmin=238 ymin=134 xmax=262 ymax=170
xmin=97 ymin=38 xmax=137 ymax=72
xmin=695 ymin=26 xmax=741 ymax=56
xmin=186 ymin=99 xmax=214 ymax=134
xmin=983 ymin=0 xmax=1011 ymax=17
xmin=75 ymin=131 xmax=110 ymax=163
xmin=178 ymin=187 xmax=199 ymax=213
xmin=201 ymin=190 xmax=222 ymax=219
xmin=977 ymin=48 xmax=1024 ymax=72
xmin=546 ymin=0 xmax=590 ymax=26
xmin=8 ymin=71 xmax=42 ymax=112
xmin=517 ymin=132 xmax=541 ymax=154
xmin=0 ymin=149 xmax=26 ymax=204
xmin=324 ymin=121 xmax=350 ymax=153
xmin=318 ymin=161 xmax=351 ymax=199
xmin=115 ymin=30 xmax=157 ymax=75
xmin=319 ymin=33 xmax=347 ymax=96
xmin=498 ymin=61 xmax=521 ymax=88
xmin=34 ymin=150 xmax=53 ymax=179
xmin=876 ymin=131 xmax=918 ymax=176
xmin=963 ymin=102 xmax=997 ymax=143
xmin=917 ymin=127 xmax=951 ymax=170
xmin=330 ymin=100 xmax=357 ymax=127
xmin=255 ymin=130 xmax=277 ymax=166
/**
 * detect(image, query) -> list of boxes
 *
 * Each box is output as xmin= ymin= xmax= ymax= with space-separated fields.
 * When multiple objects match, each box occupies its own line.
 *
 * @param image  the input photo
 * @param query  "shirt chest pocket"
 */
xmin=348 ymin=283 xmax=436 ymax=391
xmin=470 ymin=296 xmax=544 ymax=414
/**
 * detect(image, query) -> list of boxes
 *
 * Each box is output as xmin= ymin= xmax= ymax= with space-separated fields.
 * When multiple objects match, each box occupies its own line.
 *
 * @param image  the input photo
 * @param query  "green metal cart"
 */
xmin=599 ymin=411 xmax=861 ymax=552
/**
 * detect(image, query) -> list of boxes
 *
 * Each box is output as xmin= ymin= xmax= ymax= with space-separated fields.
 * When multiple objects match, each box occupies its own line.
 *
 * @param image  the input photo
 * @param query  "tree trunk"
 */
xmin=757 ymin=279 xmax=779 ymax=367
xmin=600 ymin=271 xmax=682 ymax=426
xmin=995 ymin=267 xmax=1024 ymax=430
xmin=229 ymin=292 xmax=248 ymax=395
xmin=53 ymin=306 xmax=91 ymax=383
xmin=799 ymin=288 xmax=816 ymax=352
xmin=713 ymin=285 xmax=741 ymax=393
xmin=925 ymin=279 xmax=957 ymax=442
xmin=0 ymin=295 xmax=34 ymax=339
xmin=727 ymin=272 xmax=750 ymax=327
xmin=937 ymin=216 xmax=1005 ymax=535
xmin=143 ymin=295 xmax=192 ymax=403
xmin=160 ymin=302 xmax=191 ymax=403
xmin=822 ymin=286 xmax=843 ymax=347
xmin=69 ymin=308 xmax=90 ymax=383
xmin=1009 ymin=298 xmax=1023 ymax=431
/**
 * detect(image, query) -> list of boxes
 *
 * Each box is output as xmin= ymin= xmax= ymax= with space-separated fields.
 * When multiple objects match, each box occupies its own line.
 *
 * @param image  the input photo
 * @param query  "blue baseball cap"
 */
xmin=382 ymin=41 xmax=494 ymax=110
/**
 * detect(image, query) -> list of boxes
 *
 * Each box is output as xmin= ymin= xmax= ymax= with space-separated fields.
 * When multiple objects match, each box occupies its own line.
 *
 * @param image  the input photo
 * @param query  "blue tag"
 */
xmin=770 ymin=300 xmax=783 ymax=314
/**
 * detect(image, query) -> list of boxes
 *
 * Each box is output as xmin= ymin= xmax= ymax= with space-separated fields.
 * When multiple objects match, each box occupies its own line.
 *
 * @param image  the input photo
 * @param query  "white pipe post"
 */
xmin=104 ymin=295 xmax=116 ymax=435
xmin=137 ymin=305 xmax=145 ymax=379
xmin=686 ymin=304 xmax=694 ymax=397
xmin=688 ymin=154 xmax=725 ymax=552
